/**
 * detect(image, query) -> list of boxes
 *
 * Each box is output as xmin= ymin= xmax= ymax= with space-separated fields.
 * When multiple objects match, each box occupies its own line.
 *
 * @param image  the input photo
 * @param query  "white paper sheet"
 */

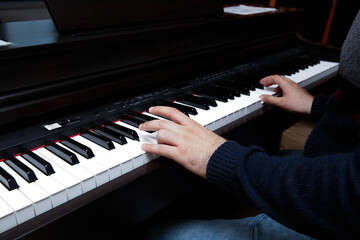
xmin=224 ymin=5 xmax=277 ymax=15
xmin=0 ymin=40 xmax=11 ymax=47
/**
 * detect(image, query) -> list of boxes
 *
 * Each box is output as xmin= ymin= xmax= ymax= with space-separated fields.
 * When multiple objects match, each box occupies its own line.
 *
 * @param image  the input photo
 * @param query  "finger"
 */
xmin=156 ymin=129 xmax=181 ymax=146
xmin=260 ymin=94 xmax=282 ymax=106
xmin=260 ymin=75 xmax=291 ymax=89
xmin=148 ymin=106 xmax=193 ymax=125
xmin=139 ymin=119 xmax=179 ymax=132
xmin=274 ymin=86 xmax=282 ymax=95
xmin=259 ymin=75 xmax=281 ymax=87
xmin=141 ymin=143 xmax=179 ymax=161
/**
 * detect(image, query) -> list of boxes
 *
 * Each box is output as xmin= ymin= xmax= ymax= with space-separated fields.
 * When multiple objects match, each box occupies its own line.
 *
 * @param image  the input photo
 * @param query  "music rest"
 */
xmin=44 ymin=0 xmax=223 ymax=33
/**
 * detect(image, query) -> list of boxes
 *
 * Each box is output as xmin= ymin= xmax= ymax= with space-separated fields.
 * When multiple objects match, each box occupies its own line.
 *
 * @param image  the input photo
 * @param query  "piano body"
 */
xmin=0 ymin=1 xmax=340 ymax=239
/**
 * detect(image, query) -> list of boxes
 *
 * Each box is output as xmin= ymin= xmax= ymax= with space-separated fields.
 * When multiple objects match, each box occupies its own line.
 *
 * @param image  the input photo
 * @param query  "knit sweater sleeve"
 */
xmin=309 ymin=93 xmax=331 ymax=121
xmin=206 ymin=140 xmax=360 ymax=240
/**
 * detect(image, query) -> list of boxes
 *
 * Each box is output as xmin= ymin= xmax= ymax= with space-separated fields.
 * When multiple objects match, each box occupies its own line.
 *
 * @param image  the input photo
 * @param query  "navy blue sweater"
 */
xmin=207 ymin=81 xmax=360 ymax=239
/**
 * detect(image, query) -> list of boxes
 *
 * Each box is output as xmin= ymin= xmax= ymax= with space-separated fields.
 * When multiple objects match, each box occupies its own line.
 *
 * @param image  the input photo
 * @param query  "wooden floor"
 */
xmin=279 ymin=117 xmax=316 ymax=150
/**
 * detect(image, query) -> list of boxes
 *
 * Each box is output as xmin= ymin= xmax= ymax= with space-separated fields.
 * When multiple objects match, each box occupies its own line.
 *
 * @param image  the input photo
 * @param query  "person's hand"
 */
xmin=139 ymin=106 xmax=226 ymax=178
xmin=259 ymin=75 xmax=314 ymax=115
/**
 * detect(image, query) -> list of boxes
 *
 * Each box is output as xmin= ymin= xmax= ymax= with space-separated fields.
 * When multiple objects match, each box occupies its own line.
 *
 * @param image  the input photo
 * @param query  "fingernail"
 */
xmin=141 ymin=143 xmax=147 ymax=150
xmin=149 ymin=106 xmax=154 ymax=112
xmin=139 ymin=123 xmax=143 ymax=130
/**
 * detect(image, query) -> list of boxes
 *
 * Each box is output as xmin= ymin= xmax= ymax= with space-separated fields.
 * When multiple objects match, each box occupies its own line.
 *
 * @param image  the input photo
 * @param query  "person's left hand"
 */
xmin=139 ymin=106 xmax=226 ymax=178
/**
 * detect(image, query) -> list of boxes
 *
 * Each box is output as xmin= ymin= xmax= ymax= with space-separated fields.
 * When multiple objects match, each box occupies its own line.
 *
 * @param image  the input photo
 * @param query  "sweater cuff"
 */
xmin=206 ymin=140 xmax=245 ymax=194
xmin=310 ymin=93 xmax=331 ymax=121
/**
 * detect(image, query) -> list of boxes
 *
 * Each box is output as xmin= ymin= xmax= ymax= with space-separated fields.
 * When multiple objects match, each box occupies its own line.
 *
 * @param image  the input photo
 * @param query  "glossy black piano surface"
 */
xmin=0 ymin=3 xmax=341 ymax=239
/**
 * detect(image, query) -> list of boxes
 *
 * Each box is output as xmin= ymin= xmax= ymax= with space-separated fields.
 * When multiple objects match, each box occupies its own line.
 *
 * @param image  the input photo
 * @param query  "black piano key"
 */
xmin=177 ymin=95 xmax=210 ymax=110
xmin=163 ymin=101 xmax=198 ymax=115
xmin=232 ymin=80 xmax=256 ymax=91
xmin=80 ymin=129 xmax=115 ymax=150
xmin=45 ymin=142 xmax=80 ymax=165
xmin=197 ymin=88 xmax=228 ymax=102
xmin=131 ymin=112 xmax=159 ymax=122
xmin=190 ymin=95 xmax=217 ymax=107
xmin=222 ymin=82 xmax=250 ymax=95
xmin=104 ymin=121 xmax=139 ymax=141
xmin=92 ymin=125 xmax=127 ymax=145
xmin=209 ymin=86 xmax=235 ymax=99
xmin=120 ymin=116 xmax=155 ymax=133
xmin=60 ymin=136 xmax=95 ymax=159
xmin=22 ymin=151 xmax=55 ymax=176
xmin=4 ymin=156 xmax=38 ymax=183
xmin=218 ymin=86 xmax=241 ymax=97
xmin=0 ymin=166 xmax=19 ymax=191
xmin=121 ymin=117 xmax=143 ymax=129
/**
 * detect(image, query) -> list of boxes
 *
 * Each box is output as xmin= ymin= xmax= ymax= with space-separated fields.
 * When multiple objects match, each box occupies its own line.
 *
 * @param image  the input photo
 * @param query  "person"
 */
xmin=138 ymin=10 xmax=360 ymax=240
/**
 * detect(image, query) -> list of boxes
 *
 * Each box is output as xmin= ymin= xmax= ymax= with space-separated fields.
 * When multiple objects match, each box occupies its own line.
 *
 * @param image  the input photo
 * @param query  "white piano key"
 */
xmin=174 ymin=101 xmax=214 ymax=126
xmin=0 ymin=196 xmax=17 ymax=234
xmin=58 ymin=141 xmax=110 ymax=186
xmin=115 ymin=121 xmax=158 ymax=164
xmin=120 ymin=137 xmax=145 ymax=168
xmin=74 ymin=135 xmax=123 ymax=180
xmin=0 ymin=162 xmax=52 ymax=216
xmin=16 ymin=155 xmax=68 ymax=208
xmin=0 ymin=163 xmax=34 ymax=225
xmin=116 ymin=121 xmax=157 ymax=145
xmin=37 ymin=147 xmax=96 ymax=193
xmin=34 ymin=149 xmax=82 ymax=200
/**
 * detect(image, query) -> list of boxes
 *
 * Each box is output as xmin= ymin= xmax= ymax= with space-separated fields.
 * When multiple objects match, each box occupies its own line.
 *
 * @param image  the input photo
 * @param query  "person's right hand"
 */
xmin=259 ymin=75 xmax=314 ymax=115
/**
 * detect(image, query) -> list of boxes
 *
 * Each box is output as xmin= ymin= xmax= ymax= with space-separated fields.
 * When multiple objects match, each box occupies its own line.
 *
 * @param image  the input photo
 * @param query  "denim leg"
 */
xmin=143 ymin=214 xmax=314 ymax=240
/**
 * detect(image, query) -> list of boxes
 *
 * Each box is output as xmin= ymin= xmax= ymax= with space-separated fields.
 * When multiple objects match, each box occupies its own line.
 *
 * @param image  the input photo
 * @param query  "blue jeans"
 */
xmin=143 ymin=213 xmax=315 ymax=240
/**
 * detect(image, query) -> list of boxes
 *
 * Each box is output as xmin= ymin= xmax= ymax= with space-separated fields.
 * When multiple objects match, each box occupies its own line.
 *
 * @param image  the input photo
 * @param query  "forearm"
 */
xmin=207 ymin=140 xmax=360 ymax=239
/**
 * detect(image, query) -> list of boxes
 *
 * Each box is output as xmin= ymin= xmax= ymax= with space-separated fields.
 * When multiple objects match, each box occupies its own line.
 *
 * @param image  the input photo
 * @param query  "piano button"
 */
xmin=92 ymin=125 xmax=127 ymax=145
xmin=16 ymin=155 xmax=68 ymax=208
xmin=60 ymin=136 xmax=95 ymax=159
xmin=32 ymin=149 xmax=82 ymax=200
xmin=58 ymin=142 xmax=110 ymax=186
xmin=177 ymin=95 xmax=210 ymax=110
xmin=45 ymin=142 xmax=80 ymax=165
xmin=36 ymin=147 xmax=96 ymax=194
xmin=4 ymin=156 xmax=38 ymax=183
xmin=104 ymin=121 xmax=139 ymax=141
xmin=0 ymin=164 xmax=34 ymax=225
xmin=0 ymin=162 xmax=52 ymax=216
xmin=0 ymin=166 xmax=19 ymax=191
xmin=0 ymin=196 xmax=17 ymax=234
xmin=80 ymin=129 xmax=115 ymax=150
xmin=74 ymin=136 xmax=124 ymax=180
xmin=21 ymin=151 xmax=55 ymax=176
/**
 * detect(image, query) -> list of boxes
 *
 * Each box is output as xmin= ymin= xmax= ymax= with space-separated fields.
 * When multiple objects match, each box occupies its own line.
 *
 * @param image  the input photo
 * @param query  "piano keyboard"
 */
xmin=0 ymin=51 xmax=339 ymax=234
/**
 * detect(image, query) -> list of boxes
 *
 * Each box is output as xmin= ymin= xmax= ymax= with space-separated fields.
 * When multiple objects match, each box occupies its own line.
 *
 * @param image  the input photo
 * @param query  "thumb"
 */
xmin=260 ymin=94 xmax=280 ymax=106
